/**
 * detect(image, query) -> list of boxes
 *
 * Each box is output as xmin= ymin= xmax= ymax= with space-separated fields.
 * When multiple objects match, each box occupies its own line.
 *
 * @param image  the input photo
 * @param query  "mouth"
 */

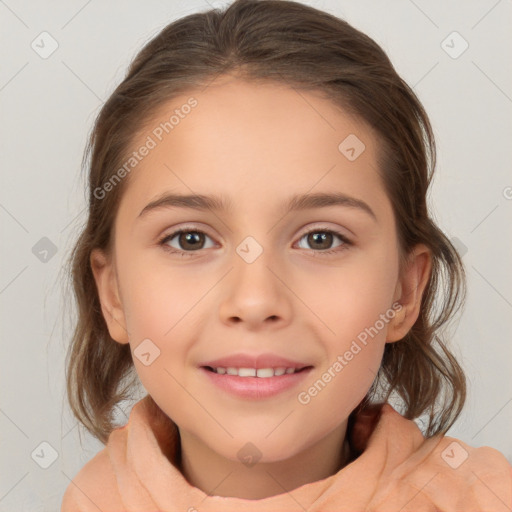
xmin=199 ymin=364 xmax=314 ymax=400
xmin=198 ymin=352 xmax=314 ymax=399
xmin=202 ymin=365 xmax=312 ymax=377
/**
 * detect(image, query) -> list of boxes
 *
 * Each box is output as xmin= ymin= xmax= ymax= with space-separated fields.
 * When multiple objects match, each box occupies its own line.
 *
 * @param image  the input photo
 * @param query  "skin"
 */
xmin=91 ymin=74 xmax=431 ymax=500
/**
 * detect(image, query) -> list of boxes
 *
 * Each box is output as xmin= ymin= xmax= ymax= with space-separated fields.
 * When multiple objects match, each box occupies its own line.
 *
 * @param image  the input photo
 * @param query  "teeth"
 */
xmin=212 ymin=366 xmax=300 ymax=377
xmin=257 ymin=368 xmax=274 ymax=378
xmin=238 ymin=368 xmax=256 ymax=377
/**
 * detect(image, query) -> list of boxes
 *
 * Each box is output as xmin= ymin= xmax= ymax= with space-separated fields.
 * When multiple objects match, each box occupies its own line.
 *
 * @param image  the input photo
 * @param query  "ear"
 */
xmin=387 ymin=244 xmax=432 ymax=343
xmin=90 ymin=248 xmax=129 ymax=344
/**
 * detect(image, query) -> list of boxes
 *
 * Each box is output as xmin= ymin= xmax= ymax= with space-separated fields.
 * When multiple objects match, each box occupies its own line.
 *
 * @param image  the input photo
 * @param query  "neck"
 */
xmin=178 ymin=421 xmax=350 ymax=500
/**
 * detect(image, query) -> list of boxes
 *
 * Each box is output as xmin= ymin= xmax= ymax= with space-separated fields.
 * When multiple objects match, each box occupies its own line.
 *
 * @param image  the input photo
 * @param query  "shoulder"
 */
xmin=368 ymin=433 xmax=512 ymax=511
xmin=426 ymin=435 xmax=512 ymax=479
xmin=61 ymin=447 xmax=123 ymax=512
xmin=425 ymin=437 xmax=512 ymax=509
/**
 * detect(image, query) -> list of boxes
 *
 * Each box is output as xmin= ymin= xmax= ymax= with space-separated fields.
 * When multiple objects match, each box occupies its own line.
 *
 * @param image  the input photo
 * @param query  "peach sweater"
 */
xmin=61 ymin=396 xmax=512 ymax=511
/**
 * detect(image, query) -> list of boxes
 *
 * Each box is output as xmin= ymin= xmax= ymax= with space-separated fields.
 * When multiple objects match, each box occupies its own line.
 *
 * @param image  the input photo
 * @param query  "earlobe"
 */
xmin=90 ymin=248 xmax=129 ymax=344
xmin=387 ymin=244 xmax=432 ymax=343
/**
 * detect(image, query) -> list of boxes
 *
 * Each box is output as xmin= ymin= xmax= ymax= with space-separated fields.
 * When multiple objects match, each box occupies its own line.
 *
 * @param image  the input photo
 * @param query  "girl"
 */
xmin=61 ymin=0 xmax=512 ymax=510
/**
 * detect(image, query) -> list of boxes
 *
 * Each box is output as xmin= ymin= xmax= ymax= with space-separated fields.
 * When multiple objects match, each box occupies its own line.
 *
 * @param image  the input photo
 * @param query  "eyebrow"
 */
xmin=138 ymin=192 xmax=377 ymax=221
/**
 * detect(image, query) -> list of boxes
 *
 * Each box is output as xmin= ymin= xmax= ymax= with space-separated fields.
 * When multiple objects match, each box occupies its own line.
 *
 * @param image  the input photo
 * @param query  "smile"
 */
xmin=204 ymin=366 xmax=307 ymax=377
xmin=200 ymin=366 xmax=313 ymax=399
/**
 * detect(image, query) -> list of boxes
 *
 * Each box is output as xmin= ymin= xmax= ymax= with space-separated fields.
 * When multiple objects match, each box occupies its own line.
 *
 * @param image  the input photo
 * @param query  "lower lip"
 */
xmin=200 ymin=367 xmax=313 ymax=400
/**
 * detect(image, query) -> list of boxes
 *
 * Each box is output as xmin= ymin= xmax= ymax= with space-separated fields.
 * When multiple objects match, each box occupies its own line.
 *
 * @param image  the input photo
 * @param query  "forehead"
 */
xmin=117 ymin=76 xmax=389 ymax=222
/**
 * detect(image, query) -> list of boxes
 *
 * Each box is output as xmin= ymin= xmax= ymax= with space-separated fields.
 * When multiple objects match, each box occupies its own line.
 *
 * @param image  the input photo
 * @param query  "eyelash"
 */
xmin=157 ymin=225 xmax=352 ymax=258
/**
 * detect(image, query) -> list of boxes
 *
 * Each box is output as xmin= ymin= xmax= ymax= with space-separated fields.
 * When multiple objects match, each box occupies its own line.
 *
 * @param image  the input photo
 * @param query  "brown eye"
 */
xmin=160 ymin=229 xmax=215 ymax=253
xmin=297 ymin=229 xmax=349 ymax=253
xmin=307 ymin=232 xmax=334 ymax=250
xmin=177 ymin=231 xmax=205 ymax=251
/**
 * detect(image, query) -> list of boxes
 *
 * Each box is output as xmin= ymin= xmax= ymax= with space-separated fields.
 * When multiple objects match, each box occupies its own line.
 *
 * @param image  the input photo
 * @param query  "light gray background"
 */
xmin=1 ymin=0 xmax=511 ymax=509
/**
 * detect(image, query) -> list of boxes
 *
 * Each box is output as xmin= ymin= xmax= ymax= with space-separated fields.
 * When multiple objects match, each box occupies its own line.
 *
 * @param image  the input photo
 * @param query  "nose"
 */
xmin=218 ymin=247 xmax=292 ymax=331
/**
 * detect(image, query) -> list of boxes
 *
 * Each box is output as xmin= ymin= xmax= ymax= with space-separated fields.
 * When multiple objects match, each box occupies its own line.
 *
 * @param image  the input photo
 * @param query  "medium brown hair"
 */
xmin=64 ymin=0 xmax=466 ymax=445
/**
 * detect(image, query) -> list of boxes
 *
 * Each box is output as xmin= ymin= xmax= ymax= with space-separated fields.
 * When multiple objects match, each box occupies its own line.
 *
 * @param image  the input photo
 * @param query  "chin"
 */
xmin=216 ymin=432 xmax=309 ymax=465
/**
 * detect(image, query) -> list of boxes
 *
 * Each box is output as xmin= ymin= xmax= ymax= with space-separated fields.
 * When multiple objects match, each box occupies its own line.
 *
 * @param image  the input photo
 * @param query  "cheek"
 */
xmin=117 ymin=257 xmax=208 ymax=393
xmin=296 ymin=268 xmax=396 ymax=426
xmin=298 ymin=249 xmax=398 ymax=406
xmin=301 ymin=248 xmax=399 ymax=337
xmin=119 ymin=261 xmax=199 ymax=417
xmin=119 ymin=256 xmax=206 ymax=339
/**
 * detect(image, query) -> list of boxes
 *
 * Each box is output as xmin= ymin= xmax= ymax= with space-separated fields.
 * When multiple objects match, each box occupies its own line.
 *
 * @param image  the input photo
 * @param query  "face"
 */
xmin=92 ymin=75 xmax=429 ymax=464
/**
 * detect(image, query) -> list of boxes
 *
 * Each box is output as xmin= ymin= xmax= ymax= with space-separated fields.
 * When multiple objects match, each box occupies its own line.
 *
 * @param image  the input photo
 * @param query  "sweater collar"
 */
xmin=106 ymin=395 xmax=425 ymax=511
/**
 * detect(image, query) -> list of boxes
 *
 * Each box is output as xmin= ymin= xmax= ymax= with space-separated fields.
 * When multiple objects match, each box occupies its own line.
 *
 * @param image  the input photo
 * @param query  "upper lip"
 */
xmin=200 ymin=353 xmax=312 ymax=370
